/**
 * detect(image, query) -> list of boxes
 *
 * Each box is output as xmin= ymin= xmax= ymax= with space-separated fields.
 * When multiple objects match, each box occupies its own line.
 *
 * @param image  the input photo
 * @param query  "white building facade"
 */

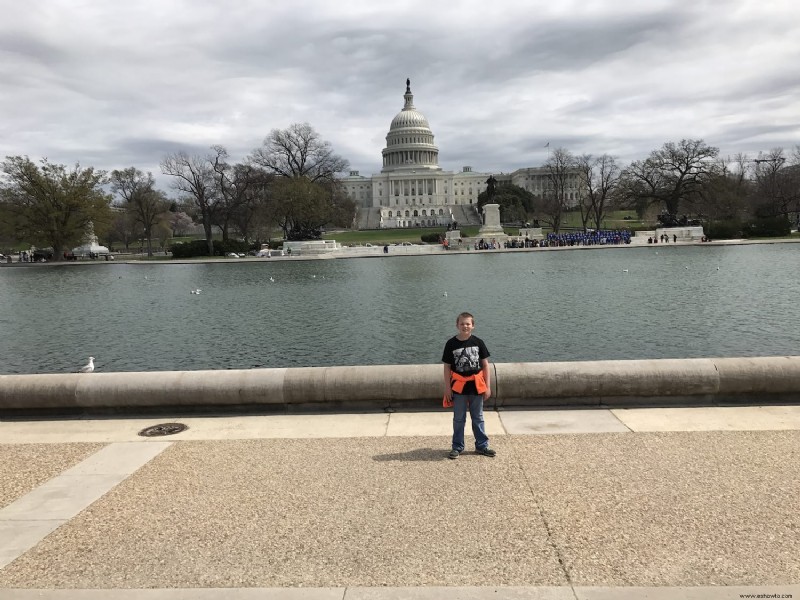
xmin=342 ymin=80 xmax=583 ymax=229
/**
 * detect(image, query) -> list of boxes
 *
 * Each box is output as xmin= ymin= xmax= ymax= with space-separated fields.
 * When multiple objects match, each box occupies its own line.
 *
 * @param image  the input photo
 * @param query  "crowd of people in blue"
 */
xmin=543 ymin=229 xmax=632 ymax=247
xmin=445 ymin=228 xmax=635 ymax=250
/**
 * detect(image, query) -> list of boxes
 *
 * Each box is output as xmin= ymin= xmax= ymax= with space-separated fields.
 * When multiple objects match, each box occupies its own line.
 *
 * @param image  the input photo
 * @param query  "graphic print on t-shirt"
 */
xmin=452 ymin=346 xmax=480 ymax=372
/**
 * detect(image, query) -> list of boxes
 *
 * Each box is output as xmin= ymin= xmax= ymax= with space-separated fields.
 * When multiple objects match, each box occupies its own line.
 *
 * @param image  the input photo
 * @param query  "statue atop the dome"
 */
xmin=406 ymin=78 xmax=411 ymax=92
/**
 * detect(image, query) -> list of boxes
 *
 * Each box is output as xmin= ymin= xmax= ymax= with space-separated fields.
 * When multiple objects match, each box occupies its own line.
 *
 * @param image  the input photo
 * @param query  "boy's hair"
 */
xmin=456 ymin=312 xmax=475 ymax=324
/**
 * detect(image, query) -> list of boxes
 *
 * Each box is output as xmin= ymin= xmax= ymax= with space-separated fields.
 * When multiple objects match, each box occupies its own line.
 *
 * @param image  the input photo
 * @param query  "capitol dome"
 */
xmin=381 ymin=79 xmax=440 ymax=173
xmin=390 ymin=107 xmax=430 ymax=129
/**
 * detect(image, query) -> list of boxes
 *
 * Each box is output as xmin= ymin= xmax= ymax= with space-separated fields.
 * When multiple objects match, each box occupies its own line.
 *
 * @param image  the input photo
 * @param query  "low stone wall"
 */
xmin=1 ymin=357 xmax=798 ymax=413
xmin=282 ymin=240 xmax=342 ymax=255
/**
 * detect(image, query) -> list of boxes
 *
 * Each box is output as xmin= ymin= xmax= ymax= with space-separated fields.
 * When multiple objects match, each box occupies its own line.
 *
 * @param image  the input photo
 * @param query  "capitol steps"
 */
xmin=451 ymin=203 xmax=482 ymax=227
xmin=356 ymin=206 xmax=382 ymax=230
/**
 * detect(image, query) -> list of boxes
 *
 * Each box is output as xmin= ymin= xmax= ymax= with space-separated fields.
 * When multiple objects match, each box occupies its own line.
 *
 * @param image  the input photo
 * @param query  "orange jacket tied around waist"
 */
xmin=443 ymin=371 xmax=488 ymax=407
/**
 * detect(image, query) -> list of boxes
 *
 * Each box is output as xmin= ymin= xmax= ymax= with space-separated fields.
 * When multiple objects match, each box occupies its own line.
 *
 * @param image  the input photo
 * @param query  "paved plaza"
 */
xmin=1 ymin=407 xmax=799 ymax=599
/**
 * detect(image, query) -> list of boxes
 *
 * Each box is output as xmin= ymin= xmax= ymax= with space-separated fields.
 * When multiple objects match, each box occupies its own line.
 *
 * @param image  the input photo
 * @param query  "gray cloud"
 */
xmin=1 ymin=0 xmax=799 ymax=194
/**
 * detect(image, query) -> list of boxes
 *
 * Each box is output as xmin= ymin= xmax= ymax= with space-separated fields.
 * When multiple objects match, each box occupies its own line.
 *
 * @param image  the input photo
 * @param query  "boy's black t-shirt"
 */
xmin=441 ymin=335 xmax=490 ymax=395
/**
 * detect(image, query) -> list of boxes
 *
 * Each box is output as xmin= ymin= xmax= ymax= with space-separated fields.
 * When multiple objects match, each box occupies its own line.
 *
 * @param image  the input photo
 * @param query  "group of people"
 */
xmin=504 ymin=238 xmax=541 ymax=248
xmin=545 ymin=229 xmax=632 ymax=247
xmin=648 ymin=234 xmax=677 ymax=244
xmin=440 ymin=229 xmax=635 ymax=251
xmin=440 ymin=238 xmax=502 ymax=250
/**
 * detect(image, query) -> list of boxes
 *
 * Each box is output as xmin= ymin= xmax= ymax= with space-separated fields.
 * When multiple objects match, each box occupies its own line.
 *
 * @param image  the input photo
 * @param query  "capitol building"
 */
xmin=343 ymin=80 xmax=583 ymax=229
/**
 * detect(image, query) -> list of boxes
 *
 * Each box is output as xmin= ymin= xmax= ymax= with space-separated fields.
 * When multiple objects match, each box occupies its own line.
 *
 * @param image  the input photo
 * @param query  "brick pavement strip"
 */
xmin=0 ymin=432 xmax=798 ymax=590
xmin=0 ymin=444 xmax=104 ymax=509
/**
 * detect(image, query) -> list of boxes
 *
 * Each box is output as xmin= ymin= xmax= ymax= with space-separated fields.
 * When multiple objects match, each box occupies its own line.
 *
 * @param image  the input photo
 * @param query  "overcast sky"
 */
xmin=1 ymin=0 xmax=798 ymax=190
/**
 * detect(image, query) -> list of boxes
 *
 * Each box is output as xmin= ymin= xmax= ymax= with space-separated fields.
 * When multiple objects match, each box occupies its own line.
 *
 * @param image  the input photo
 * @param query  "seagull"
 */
xmin=311 ymin=275 xmax=316 ymax=278
xmin=76 ymin=357 xmax=95 ymax=373
xmin=269 ymin=276 xmax=275 ymax=282
xmin=191 ymin=289 xmax=201 ymax=294
xmin=685 ymin=266 xmax=689 ymax=269
xmin=622 ymin=269 xmax=629 ymax=273
xmin=442 ymin=291 xmax=448 ymax=297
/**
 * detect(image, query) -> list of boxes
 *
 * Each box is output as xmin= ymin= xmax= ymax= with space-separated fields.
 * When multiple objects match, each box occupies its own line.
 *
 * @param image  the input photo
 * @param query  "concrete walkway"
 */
xmin=1 ymin=407 xmax=798 ymax=599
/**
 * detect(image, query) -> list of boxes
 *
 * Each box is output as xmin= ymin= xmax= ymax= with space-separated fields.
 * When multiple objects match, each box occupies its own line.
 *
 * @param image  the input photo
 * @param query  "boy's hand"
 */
xmin=483 ymin=387 xmax=492 ymax=401
xmin=443 ymin=389 xmax=453 ymax=402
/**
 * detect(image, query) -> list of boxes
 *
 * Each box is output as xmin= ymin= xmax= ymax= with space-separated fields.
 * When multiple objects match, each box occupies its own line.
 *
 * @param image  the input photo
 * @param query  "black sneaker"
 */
xmin=448 ymin=449 xmax=460 ymax=460
xmin=477 ymin=447 xmax=496 ymax=457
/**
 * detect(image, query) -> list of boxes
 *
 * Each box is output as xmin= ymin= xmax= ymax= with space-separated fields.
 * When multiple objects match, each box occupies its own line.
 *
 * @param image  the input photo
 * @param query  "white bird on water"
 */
xmin=269 ymin=276 xmax=275 ymax=283
xmin=76 ymin=357 xmax=95 ymax=373
xmin=622 ymin=269 xmax=629 ymax=273
xmin=442 ymin=291 xmax=448 ymax=297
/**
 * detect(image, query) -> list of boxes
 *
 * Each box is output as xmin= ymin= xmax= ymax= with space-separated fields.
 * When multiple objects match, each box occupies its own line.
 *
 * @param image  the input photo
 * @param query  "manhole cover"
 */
xmin=138 ymin=423 xmax=188 ymax=437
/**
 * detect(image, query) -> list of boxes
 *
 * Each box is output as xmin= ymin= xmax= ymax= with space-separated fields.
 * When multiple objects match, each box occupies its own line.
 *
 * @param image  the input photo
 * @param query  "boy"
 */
xmin=442 ymin=312 xmax=495 ymax=459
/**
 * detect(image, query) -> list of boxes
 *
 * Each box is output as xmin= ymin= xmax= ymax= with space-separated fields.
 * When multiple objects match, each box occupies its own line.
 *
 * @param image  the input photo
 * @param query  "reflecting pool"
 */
xmin=1 ymin=244 xmax=798 ymax=375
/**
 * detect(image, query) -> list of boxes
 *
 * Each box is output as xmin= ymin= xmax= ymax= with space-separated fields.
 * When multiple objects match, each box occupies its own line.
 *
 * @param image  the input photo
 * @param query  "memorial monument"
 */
xmin=72 ymin=221 xmax=109 ymax=258
xmin=444 ymin=175 xmax=510 ymax=248
xmin=475 ymin=175 xmax=507 ymax=241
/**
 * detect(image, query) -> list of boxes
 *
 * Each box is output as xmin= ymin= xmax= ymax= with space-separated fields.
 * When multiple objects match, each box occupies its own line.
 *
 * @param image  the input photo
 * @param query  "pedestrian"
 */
xmin=442 ymin=312 xmax=495 ymax=459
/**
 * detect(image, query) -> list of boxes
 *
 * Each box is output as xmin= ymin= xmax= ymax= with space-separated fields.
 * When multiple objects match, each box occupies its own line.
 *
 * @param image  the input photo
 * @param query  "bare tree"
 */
xmin=109 ymin=167 xmax=168 ymax=257
xmin=694 ymin=156 xmax=749 ymax=227
xmin=160 ymin=152 xmax=217 ymax=255
xmin=791 ymin=146 xmax=800 ymax=227
xmin=248 ymin=123 xmax=351 ymax=240
xmin=210 ymin=145 xmax=272 ymax=242
xmin=230 ymin=170 xmax=278 ymax=244
xmin=622 ymin=139 xmax=718 ymax=216
xmin=539 ymin=148 xmax=574 ymax=233
xmin=575 ymin=154 xmax=621 ymax=231
xmin=250 ymin=122 xmax=349 ymax=182
xmin=751 ymin=148 xmax=797 ymax=219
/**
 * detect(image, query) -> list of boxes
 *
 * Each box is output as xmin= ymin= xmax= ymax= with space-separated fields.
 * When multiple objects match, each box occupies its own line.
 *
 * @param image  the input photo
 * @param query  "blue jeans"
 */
xmin=452 ymin=393 xmax=489 ymax=452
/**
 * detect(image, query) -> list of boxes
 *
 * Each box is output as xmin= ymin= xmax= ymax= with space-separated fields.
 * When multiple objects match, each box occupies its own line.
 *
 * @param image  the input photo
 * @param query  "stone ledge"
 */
xmin=1 ymin=357 xmax=799 ymax=414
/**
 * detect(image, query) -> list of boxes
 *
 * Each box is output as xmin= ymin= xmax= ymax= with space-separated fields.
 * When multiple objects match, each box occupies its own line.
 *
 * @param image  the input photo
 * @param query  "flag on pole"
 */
xmin=544 ymin=142 xmax=550 ymax=148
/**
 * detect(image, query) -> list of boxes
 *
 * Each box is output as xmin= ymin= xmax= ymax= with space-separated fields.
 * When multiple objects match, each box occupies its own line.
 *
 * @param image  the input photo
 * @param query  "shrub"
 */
xmin=170 ymin=239 xmax=210 ymax=258
xmin=420 ymin=231 xmax=444 ymax=243
xmin=742 ymin=216 xmax=791 ymax=238
xmin=706 ymin=219 xmax=742 ymax=240
xmin=170 ymin=238 xmax=254 ymax=258
xmin=213 ymin=239 xmax=252 ymax=255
